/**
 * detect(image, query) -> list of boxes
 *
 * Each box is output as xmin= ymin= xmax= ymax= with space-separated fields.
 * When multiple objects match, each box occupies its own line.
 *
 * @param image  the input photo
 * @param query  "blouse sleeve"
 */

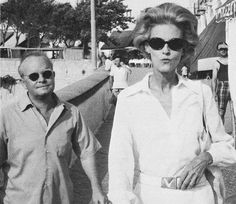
xmin=202 ymin=83 xmax=236 ymax=166
xmin=108 ymin=95 xmax=136 ymax=204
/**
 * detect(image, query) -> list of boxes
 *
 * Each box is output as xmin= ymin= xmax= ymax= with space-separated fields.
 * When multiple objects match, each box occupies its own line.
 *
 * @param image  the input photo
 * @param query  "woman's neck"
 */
xmin=150 ymin=70 xmax=178 ymax=92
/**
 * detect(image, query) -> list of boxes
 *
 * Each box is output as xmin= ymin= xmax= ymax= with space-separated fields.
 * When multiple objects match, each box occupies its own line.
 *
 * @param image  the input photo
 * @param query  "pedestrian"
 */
xmin=212 ymin=42 xmax=230 ymax=123
xmin=104 ymin=55 xmax=114 ymax=71
xmin=0 ymin=52 xmax=107 ymax=204
xmin=109 ymin=55 xmax=131 ymax=105
xmin=108 ymin=3 xmax=236 ymax=204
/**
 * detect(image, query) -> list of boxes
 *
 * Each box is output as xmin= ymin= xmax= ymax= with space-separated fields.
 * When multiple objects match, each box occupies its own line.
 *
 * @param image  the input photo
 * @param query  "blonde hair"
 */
xmin=133 ymin=3 xmax=199 ymax=62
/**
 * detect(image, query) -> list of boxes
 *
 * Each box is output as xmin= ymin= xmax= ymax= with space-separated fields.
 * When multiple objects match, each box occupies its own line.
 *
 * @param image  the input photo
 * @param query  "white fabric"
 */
xmin=108 ymin=73 xmax=236 ymax=204
xmin=105 ymin=59 xmax=114 ymax=71
xmin=110 ymin=65 xmax=130 ymax=89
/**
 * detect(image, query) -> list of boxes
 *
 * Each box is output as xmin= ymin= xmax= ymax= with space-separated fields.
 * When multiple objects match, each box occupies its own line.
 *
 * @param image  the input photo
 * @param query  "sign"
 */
xmin=216 ymin=0 xmax=236 ymax=22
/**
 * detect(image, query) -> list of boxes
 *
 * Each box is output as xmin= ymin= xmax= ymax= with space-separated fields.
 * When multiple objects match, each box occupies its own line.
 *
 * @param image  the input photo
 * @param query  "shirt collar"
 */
xmin=126 ymin=72 xmax=199 ymax=97
xmin=19 ymin=92 xmax=66 ymax=112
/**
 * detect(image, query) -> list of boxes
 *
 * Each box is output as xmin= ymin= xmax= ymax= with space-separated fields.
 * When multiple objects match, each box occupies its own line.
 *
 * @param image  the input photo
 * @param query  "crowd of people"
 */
xmin=0 ymin=2 xmax=235 ymax=204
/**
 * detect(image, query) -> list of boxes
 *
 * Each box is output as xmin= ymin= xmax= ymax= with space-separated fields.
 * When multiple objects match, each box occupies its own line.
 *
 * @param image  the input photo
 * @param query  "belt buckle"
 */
xmin=161 ymin=177 xmax=179 ymax=189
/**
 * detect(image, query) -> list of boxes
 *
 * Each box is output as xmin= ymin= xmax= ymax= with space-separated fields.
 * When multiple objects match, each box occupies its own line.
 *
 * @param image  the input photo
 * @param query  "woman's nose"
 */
xmin=162 ymin=43 xmax=170 ymax=54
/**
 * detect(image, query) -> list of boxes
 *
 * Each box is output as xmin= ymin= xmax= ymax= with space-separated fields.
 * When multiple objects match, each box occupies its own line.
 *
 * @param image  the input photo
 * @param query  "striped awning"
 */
xmin=216 ymin=0 xmax=236 ymax=22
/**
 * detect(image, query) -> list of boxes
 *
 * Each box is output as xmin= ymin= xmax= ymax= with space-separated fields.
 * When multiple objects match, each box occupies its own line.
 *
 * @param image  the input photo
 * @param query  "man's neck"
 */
xmin=28 ymin=93 xmax=56 ymax=111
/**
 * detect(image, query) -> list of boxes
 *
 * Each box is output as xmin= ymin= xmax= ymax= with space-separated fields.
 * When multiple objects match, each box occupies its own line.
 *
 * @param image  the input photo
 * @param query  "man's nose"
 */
xmin=38 ymin=74 xmax=46 ymax=82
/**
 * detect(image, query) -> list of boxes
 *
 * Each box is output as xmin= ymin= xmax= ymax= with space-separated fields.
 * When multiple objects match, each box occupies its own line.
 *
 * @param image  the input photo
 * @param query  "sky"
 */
xmin=124 ymin=0 xmax=193 ymax=18
xmin=56 ymin=0 xmax=193 ymax=29
xmin=56 ymin=0 xmax=193 ymax=17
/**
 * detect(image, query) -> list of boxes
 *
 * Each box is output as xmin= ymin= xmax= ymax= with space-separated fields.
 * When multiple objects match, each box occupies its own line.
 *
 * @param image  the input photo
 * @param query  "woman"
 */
xmin=108 ymin=3 xmax=236 ymax=204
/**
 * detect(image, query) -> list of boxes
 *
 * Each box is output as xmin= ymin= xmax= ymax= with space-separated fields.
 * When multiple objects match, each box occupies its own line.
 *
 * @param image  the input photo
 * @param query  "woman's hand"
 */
xmin=177 ymin=152 xmax=213 ymax=190
xmin=91 ymin=189 xmax=110 ymax=204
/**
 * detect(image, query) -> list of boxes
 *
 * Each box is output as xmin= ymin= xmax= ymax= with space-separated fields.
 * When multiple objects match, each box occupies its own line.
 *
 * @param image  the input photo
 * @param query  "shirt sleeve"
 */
xmin=202 ymin=83 xmax=236 ymax=166
xmin=108 ymin=95 xmax=137 ymax=204
xmin=0 ymin=109 xmax=7 ymax=168
xmin=72 ymin=110 xmax=101 ymax=160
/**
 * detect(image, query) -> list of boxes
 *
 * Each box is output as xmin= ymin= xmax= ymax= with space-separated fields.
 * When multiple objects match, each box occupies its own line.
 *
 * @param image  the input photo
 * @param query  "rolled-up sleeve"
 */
xmin=108 ymin=95 xmax=136 ymax=204
xmin=202 ymin=83 xmax=236 ymax=166
xmin=72 ymin=110 xmax=101 ymax=161
xmin=0 ymin=109 xmax=7 ymax=168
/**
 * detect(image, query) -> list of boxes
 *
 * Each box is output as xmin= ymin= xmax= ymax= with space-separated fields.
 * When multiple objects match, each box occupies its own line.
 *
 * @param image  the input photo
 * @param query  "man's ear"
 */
xmin=21 ymin=78 xmax=27 ymax=90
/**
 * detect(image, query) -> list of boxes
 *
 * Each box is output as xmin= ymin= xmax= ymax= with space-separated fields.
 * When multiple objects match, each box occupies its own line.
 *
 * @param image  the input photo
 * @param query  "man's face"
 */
xmin=20 ymin=56 xmax=55 ymax=99
xmin=113 ymin=58 xmax=121 ymax=66
xmin=217 ymin=44 xmax=228 ymax=57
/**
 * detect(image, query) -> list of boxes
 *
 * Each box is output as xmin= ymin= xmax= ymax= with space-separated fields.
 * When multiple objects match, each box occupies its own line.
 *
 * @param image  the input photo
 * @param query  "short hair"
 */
xmin=216 ymin=42 xmax=228 ymax=50
xmin=18 ymin=51 xmax=53 ymax=77
xmin=132 ymin=3 xmax=199 ymax=62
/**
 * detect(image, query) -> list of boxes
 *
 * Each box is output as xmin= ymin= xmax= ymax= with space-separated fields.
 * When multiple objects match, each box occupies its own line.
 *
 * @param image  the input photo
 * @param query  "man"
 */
xmin=0 ymin=52 xmax=106 ymax=204
xmin=212 ymin=42 xmax=230 ymax=123
xmin=104 ymin=55 xmax=113 ymax=71
xmin=109 ymin=56 xmax=131 ymax=104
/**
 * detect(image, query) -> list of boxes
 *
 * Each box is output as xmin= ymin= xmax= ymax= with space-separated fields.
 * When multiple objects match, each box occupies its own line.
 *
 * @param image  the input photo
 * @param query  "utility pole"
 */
xmin=91 ymin=0 xmax=97 ymax=69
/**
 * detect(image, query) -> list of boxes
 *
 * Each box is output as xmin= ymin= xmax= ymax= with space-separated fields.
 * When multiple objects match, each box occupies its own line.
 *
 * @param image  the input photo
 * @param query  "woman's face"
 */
xmin=145 ymin=24 xmax=183 ymax=74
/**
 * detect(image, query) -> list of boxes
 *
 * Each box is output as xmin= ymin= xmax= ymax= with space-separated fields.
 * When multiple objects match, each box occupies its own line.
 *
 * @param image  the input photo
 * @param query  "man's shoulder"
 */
xmin=0 ymin=97 xmax=20 ymax=118
xmin=60 ymin=100 xmax=79 ymax=112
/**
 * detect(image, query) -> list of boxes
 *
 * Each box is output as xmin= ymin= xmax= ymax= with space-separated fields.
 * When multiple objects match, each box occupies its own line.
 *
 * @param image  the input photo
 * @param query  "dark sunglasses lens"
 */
xmin=43 ymin=70 xmax=53 ymax=79
xmin=168 ymin=39 xmax=186 ymax=51
xmin=149 ymin=38 xmax=165 ymax=50
xmin=29 ymin=73 xmax=39 ymax=81
xmin=219 ymin=48 xmax=227 ymax=51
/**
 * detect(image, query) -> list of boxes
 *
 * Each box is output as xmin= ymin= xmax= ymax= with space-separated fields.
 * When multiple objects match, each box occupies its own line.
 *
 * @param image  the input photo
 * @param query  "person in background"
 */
xmin=212 ymin=42 xmax=230 ymax=123
xmin=108 ymin=3 xmax=236 ymax=204
xmin=181 ymin=66 xmax=189 ymax=78
xmin=109 ymin=56 xmax=131 ymax=105
xmin=0 ymin=52 xmax=107 ymax=204
xmin=98 ymin=52 xmax=106 ymax=68
xmin=104 ymin=55 xmax=114 ymax=71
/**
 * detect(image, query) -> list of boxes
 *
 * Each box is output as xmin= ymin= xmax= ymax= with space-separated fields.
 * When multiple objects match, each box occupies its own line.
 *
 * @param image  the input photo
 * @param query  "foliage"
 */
xmin=48 ymin=3 xmax=80 ymax=47
xmin=1 ymin=0 xmax=133 ymax=50
xmin=1 ymin=0 xmax=54 ymax=47
xmin=75 ymin=0 xmax=134 ymax=56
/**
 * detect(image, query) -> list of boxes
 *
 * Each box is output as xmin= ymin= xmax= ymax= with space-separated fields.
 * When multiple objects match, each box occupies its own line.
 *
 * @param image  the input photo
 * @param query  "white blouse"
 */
xmin=108 ymin=73 xmax=236 ymax=203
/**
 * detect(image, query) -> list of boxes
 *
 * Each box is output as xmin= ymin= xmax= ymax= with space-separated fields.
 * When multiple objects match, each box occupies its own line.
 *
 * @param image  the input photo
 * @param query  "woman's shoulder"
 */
xmin=118 ymin=81 xmax=144 ymax=99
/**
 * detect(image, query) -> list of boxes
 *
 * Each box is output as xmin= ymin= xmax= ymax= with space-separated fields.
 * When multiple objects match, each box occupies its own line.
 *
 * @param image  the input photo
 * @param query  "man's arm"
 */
xmin=212 ymin=61 xmax=219 ymax=99
xmin=72 ymin=111 xmax=107 ymax=203
xmin=109 ymin=76 xmax=114 ymax=91
xmin=81 ymin=156 xmax=107 ymax=204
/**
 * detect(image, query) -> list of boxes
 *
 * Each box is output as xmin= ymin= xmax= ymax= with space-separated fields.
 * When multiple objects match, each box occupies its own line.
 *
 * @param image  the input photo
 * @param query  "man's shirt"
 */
xmin=0 ymin=92 xmax=101 ymax=204
xmin=110 ymin=65 xmax=131 ymax=89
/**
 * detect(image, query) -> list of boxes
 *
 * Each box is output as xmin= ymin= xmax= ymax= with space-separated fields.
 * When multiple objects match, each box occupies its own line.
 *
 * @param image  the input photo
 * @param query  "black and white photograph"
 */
xmin=0 ymin=0 xmax=236 ymax=203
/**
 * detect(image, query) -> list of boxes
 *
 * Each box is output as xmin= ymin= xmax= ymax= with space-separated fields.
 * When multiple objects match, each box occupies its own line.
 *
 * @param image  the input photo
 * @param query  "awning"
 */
xmin=101 ymin=30 xmax=134 ymax=50
xmin=0 ymin=31 xmax=14 ymax=46
xmin=190 ymin=17 xmax=225 ymax=72
xmin=216 ymin=0 xmax=236 ymax=22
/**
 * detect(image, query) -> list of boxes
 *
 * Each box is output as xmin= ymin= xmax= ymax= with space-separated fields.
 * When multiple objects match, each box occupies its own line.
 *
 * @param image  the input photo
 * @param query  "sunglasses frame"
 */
xmin=218 ymin=48 xmax=228 ymax=52
xmin=24 ymin=70 xmax=54 ymax=82
xmin=147 ymin=37 xmax=188 ymax=51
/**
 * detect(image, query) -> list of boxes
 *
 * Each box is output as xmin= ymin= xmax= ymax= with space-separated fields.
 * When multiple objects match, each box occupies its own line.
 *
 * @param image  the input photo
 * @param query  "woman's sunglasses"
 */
xmin=218 ymin=48 xmax=228 ymax=52
xmin=147 ymin=38 xmax=187 ymax=51
xmin=24 ymin=70 xmax=54 ymax=82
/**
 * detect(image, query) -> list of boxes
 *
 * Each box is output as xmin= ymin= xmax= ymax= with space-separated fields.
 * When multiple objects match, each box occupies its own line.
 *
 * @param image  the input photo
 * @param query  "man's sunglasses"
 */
xmin=218 ymin=48 xmax=228 ymax=51
xmin=24 ymin=70 xmax=54 ymax=82
xmin=147 ymin=38 xmax=188 ymax=51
